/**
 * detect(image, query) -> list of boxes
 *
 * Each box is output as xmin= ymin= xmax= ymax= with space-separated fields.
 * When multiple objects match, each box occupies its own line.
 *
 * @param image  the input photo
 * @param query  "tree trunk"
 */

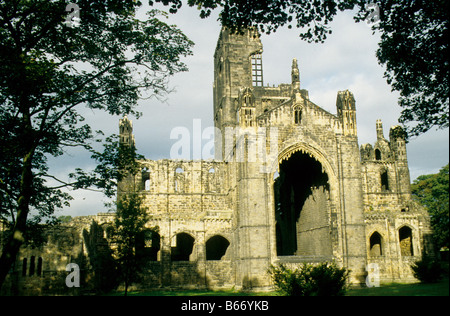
xmin=124 ymin=272 xmax=129 ymax=296
xmin=0 ymin=145 xmax=35 ymax=290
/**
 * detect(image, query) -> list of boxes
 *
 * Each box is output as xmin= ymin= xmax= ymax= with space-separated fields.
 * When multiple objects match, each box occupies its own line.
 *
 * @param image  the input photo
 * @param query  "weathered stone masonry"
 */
xmin=2 ymin=27 xmax=433 ymax=294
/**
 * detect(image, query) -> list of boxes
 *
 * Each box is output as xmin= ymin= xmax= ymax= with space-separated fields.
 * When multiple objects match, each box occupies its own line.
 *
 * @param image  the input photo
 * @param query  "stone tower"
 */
xmin=213 ymin=27 xmax=264 ymax=160
xmin=119 ymin=115 xmax=134 ymax=147
xmin=211 ymin=27 xmax=369 ymax=286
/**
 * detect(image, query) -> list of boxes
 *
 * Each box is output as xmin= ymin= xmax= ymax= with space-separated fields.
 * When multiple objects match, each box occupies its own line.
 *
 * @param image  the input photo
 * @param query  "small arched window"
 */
xmin=369 ymin=232 xmax=383 ymax=256
xmin=375 ymin=149 xmax=382 ymax=160
xmin=381 ymin=170 xmax=389 ymax=191
xmin=171 ymin=233 xmax=195 ymax=261
xmin=142 ymin=169 xmax=150 ymax=191
xmin=206 ymin=235 xmax=230 ymax=260
xmin=37 ymin=257 xmax=43 ymax=276
xmin=399 ymin=226 xmax=414 ymax=256
xmin=294 ymin=107 xmax=302 ymax=125
xmin=22 ymin=258 xmax=27 ymax=277
xmin=175 ymin=167 xmax=185 ymax=192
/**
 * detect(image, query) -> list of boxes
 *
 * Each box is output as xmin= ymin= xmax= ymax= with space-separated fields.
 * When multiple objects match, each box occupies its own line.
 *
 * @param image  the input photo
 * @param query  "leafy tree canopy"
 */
xmin=411 ymin=164 xmax=449 ymax=250
xmin=156 ymin=0 xmax=449 ymax=137
xmin=0 ymin=0 xmax=193 ymax=288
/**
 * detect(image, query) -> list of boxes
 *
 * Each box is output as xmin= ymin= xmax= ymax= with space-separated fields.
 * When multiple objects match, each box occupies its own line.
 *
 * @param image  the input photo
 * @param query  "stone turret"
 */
xmin=336 ymin=90 xmax=357 ymax=136
xmin=291 ymin=58 xmax=300 ymax=91
xmin=119 ymin=115 xmax=135 ymax=147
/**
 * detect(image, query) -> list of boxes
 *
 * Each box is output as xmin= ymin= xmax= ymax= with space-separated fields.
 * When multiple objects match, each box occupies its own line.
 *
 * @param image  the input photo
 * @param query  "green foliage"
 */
xmin=411 ymin=164 xmax=449 ymax=250
xmin=108 ymin=191 xmax=158 ymax=296
xmin=0 ymin=0 xmax=192 ymax=288
xmin=69 ymin=135 xmax=144 ymax=199
xmin=158 ymin=0 xmax=449 ymax=136
xmin=268 ymin=262 xmax=349 ymax=296
xmin=373 ymin=0 xmax=449 ymax=136
xmin=411 ymin=256 xmax=444 ymax=283
xmin=57 ymin=215 xmax=73 ymax=224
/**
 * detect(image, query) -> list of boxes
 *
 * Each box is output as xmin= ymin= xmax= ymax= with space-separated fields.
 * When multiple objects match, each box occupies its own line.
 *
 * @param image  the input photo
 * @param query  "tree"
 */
xmin=157 ymin=0 xmax=449 ymax=137
xmin=109 ymin=190 xmax=156 ymax=296
xmin=0 ymin=0 xmax=193 ymax=289
xmin=373 ymin=1 xmax=448 ymax=137
xmin=89 ymin=134 xmax=157 ymax=295
xmin=411 ymin=164 xmax=449 ymax=251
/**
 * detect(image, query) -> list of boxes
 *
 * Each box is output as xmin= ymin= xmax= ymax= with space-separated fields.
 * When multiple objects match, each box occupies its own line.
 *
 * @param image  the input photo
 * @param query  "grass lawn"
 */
xmin=346 ymin=277 xmax=449 ymax=296
xmin=109 ymin=289 xmax=276 ymax=296
xmin=108 ymin=278 xmax=448 ymax=296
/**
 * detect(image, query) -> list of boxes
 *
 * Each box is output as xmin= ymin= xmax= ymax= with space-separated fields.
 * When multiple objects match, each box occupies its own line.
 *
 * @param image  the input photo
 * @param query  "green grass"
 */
xmin=346 ymin=277 xmax=449 ymax=296
xmin=108 ymin=289 xmax=277 ymax=296
xmin=107 ymin=278 xmax=448 ymax=296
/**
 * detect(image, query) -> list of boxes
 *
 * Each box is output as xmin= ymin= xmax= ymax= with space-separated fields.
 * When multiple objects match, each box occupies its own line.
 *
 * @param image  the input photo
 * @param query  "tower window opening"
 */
xmin=251 ymin=54 xmax=263 ymax=87
xmin=294 ymin=108 xmax=302 ymax=125
xmin=375 ymin=149 xmax=381 ymax=160
xmin=381 ymin=170 xmax=389 ymax=191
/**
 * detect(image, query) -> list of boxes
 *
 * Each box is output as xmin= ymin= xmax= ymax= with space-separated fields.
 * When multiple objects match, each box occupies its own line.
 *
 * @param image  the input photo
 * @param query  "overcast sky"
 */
xmin=50 ymin=3 xmax=449 ymax=217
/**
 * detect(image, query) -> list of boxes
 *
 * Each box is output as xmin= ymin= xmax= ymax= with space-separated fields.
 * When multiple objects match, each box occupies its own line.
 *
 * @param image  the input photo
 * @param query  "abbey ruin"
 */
xmin=1 ymin=27 xmax=433 ymax=295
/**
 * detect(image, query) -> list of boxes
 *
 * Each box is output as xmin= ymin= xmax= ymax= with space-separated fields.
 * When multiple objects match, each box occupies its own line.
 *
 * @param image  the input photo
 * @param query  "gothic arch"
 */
xmin=272 ymin=142 xmax=337 ymax=257
xmin=369 ymin=231 xmax=383 ymax=256
xmin=274 ymin=142 xmax=337 ymax=183
xmin=240 ymin=88 xmax=255 ymax=107
xmin=398 ymin=225 xmax=414 ymax=256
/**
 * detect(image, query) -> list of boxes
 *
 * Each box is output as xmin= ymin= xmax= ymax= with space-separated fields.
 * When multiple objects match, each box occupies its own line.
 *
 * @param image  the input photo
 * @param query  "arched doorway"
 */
xmin=274 ymin=150 xmax=332 ymax=257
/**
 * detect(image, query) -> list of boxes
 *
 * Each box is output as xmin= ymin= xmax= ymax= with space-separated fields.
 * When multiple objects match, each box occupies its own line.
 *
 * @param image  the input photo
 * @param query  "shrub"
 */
xmin=268 ymin=262 xmax=349 ymax=296
xmin=411 ymin=256 xmax=444 ymax=283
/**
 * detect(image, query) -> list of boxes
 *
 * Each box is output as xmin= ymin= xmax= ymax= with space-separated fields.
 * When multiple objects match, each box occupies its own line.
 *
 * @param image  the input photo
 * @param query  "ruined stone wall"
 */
xmin=296 ymin=185 xmax=332 ymax=257
xmin=360 ymin=121 xmax=412 ymax=212
xmin=1 ymin=214 xmax=115 ymax=295
xmin=360 ymin=121 xmax=433 ymax=282
xmin=2 ymin=27 xmax=435 ymax=294
xmin=364 ymin=210 xmax=433 ymax=283
xmin=122 ymin=158 xmax=236 ymax=289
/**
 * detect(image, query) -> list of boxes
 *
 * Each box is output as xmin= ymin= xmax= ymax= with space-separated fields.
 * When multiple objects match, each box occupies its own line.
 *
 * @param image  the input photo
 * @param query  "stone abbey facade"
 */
xmin=2 ymin=27 xmax=433 ymax=294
